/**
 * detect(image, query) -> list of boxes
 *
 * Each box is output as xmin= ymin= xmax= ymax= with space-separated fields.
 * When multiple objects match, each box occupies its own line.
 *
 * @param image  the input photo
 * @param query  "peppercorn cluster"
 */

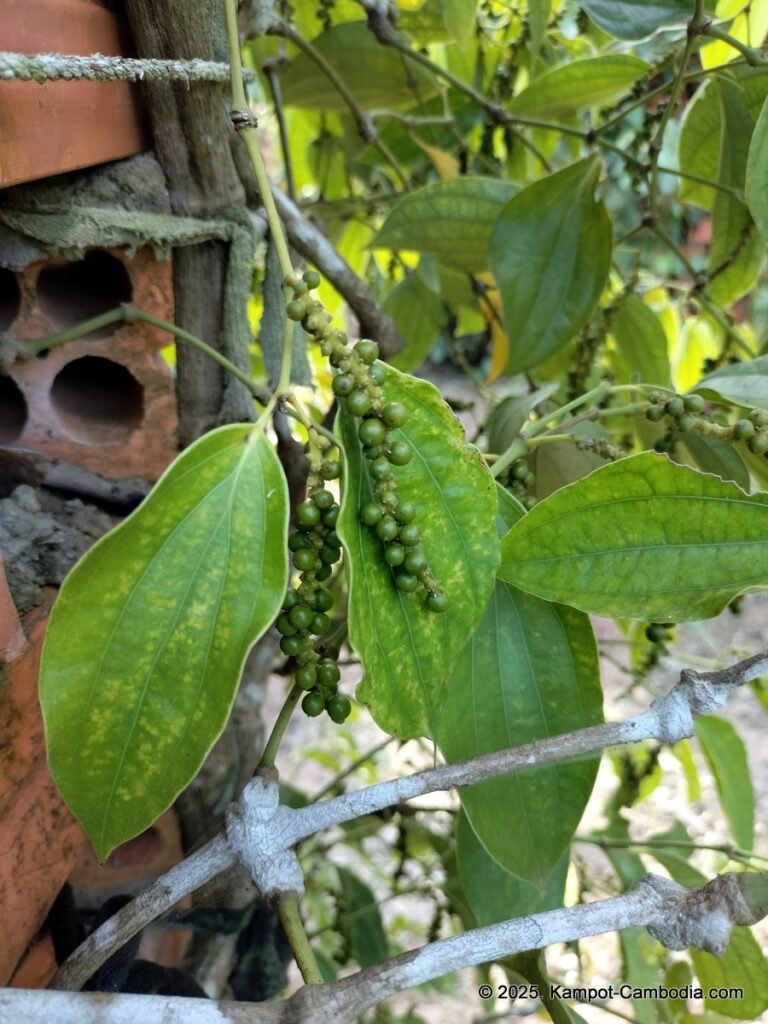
xmin=646 ymin=391 xmax=768 ymax=456
xmin=278 ymin=445 xmax=351 ymax=724
xmin=506 ymin=459 xmax=536 ymax=510
xmin=285 ymin=270 xmax=448 ymax=614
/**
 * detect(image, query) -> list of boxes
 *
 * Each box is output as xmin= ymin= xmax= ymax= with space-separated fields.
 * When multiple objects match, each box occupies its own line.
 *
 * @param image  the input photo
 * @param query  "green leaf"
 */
xmin=336 ymin=867 xmax=389 ymax=967
xmin=692 ymin=931 xmax=768 ymax=1019
xmin=582 ymin=0 xmax=692 ymax=40
xmin=678 ymin=429 xmax=750 ymax=490
xmin=336 ymin=364 xmax=499 ymax=739
xmin=747 ymin=94 xmax=768 ymax=247
xmin=706 ymin=78 xmax=764 ymax=307
xmin=695 ymin=715 xmax=754 ymax=850
xmin=384 ymin=269 xmax=446 ymax=372
xmin=399 ymin=0 xmax=453 ymax=45
xmin=485 ymin=383 xmax=560 ymax=455
xmin=679 ymin=70 xmax=768 ymax=208
xmin=438 ymin=488 xmax=602 ymax=887
xmin=692 ymin=353 xmax=768 ymax=409
xmin=281 ymin=22 xmax=436 ymax=111
xmin=609 ymin=294 xmax=670 ymax=386
xmin=40 ymin=425 xmax=289 ymax=860
xmin=456 ymin=810 xmax=567 ymax=926
xmin=489 ymin=158 xmax=612 ymax=374
xmin=534 ymin=439 xmax=607 ymax=501
xmin=499 ymin=450 xmax=768 ymax=622
xmin=508 ymin=56 xmax=648 ymax=119
xmin=528 ymin=0 xmax=550 ymax=58
xmin=442 ymin=0 xmax=475 ymax=45
xmin=371 ymin=177 xmax=517 ymax=273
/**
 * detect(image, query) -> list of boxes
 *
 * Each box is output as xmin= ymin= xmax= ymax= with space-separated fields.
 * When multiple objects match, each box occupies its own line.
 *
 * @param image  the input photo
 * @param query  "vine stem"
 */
xmin=648 ymin=0 xmax=708 ymax=212
xmin=704 ymin=25 xmax=768 ymax=66
xmin=277 ymin=893 xmax=325 ymax=985
xmin=258 ymin=683 xmax=304 ymax=769
xmin=223 ymin=0 xmax=293 ymax=285
xmin=25 ymin=305 xmax=268 ymax=400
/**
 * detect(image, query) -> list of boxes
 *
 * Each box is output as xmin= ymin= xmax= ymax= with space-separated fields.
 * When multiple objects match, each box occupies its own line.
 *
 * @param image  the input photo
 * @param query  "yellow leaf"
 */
xmin=411 ymin=137 xmax=461 ymax=180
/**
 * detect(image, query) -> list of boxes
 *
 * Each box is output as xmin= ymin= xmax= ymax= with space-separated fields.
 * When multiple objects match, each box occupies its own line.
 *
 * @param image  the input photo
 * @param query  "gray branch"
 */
xmin=9 ymin=871 xmax=765 ymax=1023
xmin=0 ymin=51 xmax=255 ymax=83
xmin=50 ymin=651 xmax=768 ymax=994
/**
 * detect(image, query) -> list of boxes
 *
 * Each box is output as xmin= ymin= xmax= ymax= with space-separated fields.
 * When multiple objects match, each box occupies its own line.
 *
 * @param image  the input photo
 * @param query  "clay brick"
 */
xmin=3 ymin=246 xmax=179 ymax=481
xmin=0 ymin=580 xmax=86 ymax=986
xmin=0 ymin=0 xmax=146 ymax=188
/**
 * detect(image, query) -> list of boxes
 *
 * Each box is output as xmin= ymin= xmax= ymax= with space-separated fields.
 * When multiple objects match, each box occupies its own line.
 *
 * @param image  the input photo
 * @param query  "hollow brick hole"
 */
xmin=37 ymin=251 xmax=132 ymax=339
xmin=0 ymin=268 xmax=21 ymax=333
xmin=50 ymin=356 xmax=144 ymax=445
xmin=0 ymin=376 xmax=28 ymax=443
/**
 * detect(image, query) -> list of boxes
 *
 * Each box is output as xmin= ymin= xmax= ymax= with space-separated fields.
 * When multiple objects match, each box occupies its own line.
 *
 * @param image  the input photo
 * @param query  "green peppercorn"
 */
xmin=292 ymin=280 xmax=309 ymax=297
xmin=276 ymin=613 xmax=298 ymax=636
xmin=749 ymin=409 xmax=768 ymax=427
xmin=346 ymin=389 xmax=372 ymax=417
xmin=313 ymin=489 xmax=334 ymax=510
xmin=289 ymin=604 xmax=315 ymax=630
xmin=388 ymin=440 xmax=412 ymax=466
xmin=288 ymin=533 xmax=309 ymax=551
xmin=355 ymin=340 xmax=379 ymax=364
xmin=314 ymin=589 xmax=333 ymax=612
xmin=748 ymin=433 xmax=768 ymax=454
xmin=426 ymin=591 xmax=449 ymax=613
xmin=511 ymin=460 xmax=529 ymax=480
xmin=323 ymin=505 xmax=340 ymax=527
xmin=286 ymin=299 xmax=306 ymax=321
xmin=395 ymin=501 xmax=416 ymax=524
xmin=282 ymin=590 xmax=300 ymax=610
xmin=676 ymin=414 xmax=695 ymax=432
xmin=319 ymin=545 xmax=341 ymax=565
xmin=684 ymin=394 xmax=706 ymax=413
xmin=316 ymin=564 xmax=333 ymax=582
xmin=303 ymin=269 xmax=321 ymax=289
xmin=280 ymin=635 xmax=304 ymax=657
xmin=385 ymin=544 xmax=406 ymax=566
xmin=363 ymin=444 xmax=384 ymax=460
xmin=360 ymin=502 xmax=383 ymax=526
xmin=377 ymin=516 xmax=399 ymax=541
xmin=325 ymin=530 xmax=340 ymax=547
xmin=302 ymin=691 xmax=325 ymax=717
xmin=321 ymin=460 xmax=341 ymax=480
xmin=371 ymin=456 xmax=393 ymax=481
xmin=404 ymin=551 xmax=427 ymax=575
xmin=733 ymin=420 xmax=756 ymax=440
xmin=311 ymin=612 xmax=331 ymax=635
xmin=665 ymin=397 xmax=685 ymax=418
xmin=293 ymin=548 xmax=317 ymax=572
xmin=296 ymin=665 xmax=318 ymax=690
xmin=399 ymin=523 xmax=421 ymax=547
xmin=332 ymin=374 xmax=355 ymax=397
xmin=382 ymin=402 xmax=408 ymax=428
xmin=317 ymin=659 xmax=340 ymax=688
xmin=369 ymin=363 xmax=387 ymax=385
xmin=296 ymin=502 xmax=321 ymax=529
xmin=645 ymin=404 xmax=665 ymax=422
xmin=359 ymin=418 xmax=387 ymax=446
xmin=395 ymin=572 xmax=418 ymax=593
xmin=326 ymin=694 xmax=352 ymax=723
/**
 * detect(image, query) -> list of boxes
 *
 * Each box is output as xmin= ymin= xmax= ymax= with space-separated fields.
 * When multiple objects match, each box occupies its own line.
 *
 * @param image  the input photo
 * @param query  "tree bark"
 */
xmin=122 ymin=0 xmax=251 ymax=446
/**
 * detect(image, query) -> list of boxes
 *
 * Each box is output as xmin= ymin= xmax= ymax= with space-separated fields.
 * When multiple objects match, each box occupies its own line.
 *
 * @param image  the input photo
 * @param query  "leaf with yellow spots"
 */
xmin=336 ymin=364 xmax=499 ymax=739
xmin=40 ymin=424 xmax=289 ymax=861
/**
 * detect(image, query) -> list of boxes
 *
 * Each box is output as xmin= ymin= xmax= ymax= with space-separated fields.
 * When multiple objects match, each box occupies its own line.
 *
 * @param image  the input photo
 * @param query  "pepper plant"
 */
xmin=30 ymin=0 xmax=768 ymax=1019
